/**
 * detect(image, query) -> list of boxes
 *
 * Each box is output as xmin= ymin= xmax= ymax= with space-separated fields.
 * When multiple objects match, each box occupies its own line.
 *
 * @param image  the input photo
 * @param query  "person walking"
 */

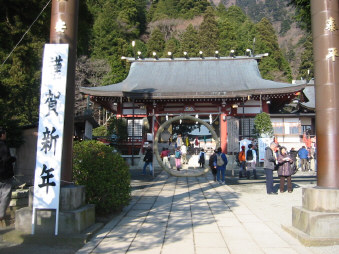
xmin=0 ymin=127 xmax=15 ymax=226
xmin=277 ymin=146 xmax=294 ymax=193
xmin=246 ymin=144 xmax=257 ymax=179
xmin=181 ymin=144 xmax=188 ymax=164
xmin=174 ymin=147 xmax=182 ymax=171
xmin=198 ymin=148 xmax=205 ymax=167
xmin=214 ymin=147 xmax=228 ymax=184
xmin=238 ymin=146 xmax=246 ymax=178
xmin=209 ymin=150 xmax=217 ymax=181
xmin=264 ymin=142 xmax=278 ymax=195
xmin=193 ymin=137 xmax=200 ymax=155
xmin=160 ymin=147 xmax=170 ymax=168
xmin=176 ymin=134 xmax=183 ymax=148
xmin=298 ymin=146 xmax=309 ymax=171
xmin=142 ymin=147 xmax=153 ymax=175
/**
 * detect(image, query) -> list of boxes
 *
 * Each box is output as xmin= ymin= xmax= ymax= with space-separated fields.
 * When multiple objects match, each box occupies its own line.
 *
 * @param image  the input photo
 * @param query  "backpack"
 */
xmin=217 ymin=154 xmax=224 ymax=166
xmin=175 ymin=150 xmax=181 ymax=159
xmin=195 ymin=139 xmax=199 ymax=146
xmin=246 ymin=149 xmax=253 ymax=161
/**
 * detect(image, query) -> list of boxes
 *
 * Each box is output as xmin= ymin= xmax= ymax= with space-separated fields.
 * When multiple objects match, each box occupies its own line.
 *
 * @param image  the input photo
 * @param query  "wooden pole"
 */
xmin=50 ymin=0 xmax=79 ymax=183
xmin=311 ymin=0 xmax=339 ymax=188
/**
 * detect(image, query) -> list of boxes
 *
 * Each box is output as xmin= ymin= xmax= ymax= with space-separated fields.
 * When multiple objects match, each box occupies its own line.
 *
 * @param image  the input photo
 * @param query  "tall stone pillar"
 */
xmin=287 ymin=0 xmax=339 ymax=246
xmin=50 ymin=0 xmax=79 ymax=183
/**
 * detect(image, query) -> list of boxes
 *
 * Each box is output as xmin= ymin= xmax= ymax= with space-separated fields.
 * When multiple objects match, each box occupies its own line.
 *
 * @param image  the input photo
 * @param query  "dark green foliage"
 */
xmin=107 ymin=117 xmax=128 ymax=142
xmin=0 ymin=0 xmax=49 ymax=130
xmin=254 ymin=112 xmax=273 ymax=138
xmin=224 ymin=5 xmax=248 ymax=24
xmin=289 ymin=0 xmax=311 ymax=32
xmin=0 ymin=119 xmax=24 ymax=148
xmin=147 ymin=28 xmax=166 ymax=57
xmin=255 ymin=18 xmax=292 ymax=82
xmin=280 ymin=20 xmax=292 ymax=36
xmin=198 ymin=7 xmax=219 ymax=56
xmin=73 ymin=140 xmax=131 ymax=215
xmin=92 ymin=126 xmax=107 ymax=137
xmin=164 ymin=37 xmax=180 ymax=57
xmin=218 ymin=18 xmax=237 ymax=55
xmin=150 ymin=0 xmax=210 ymax=21
xmin=297 ymin=36 xmax=313 ymax=80
xmin=179 ymin=24 xmax=200 ymax=57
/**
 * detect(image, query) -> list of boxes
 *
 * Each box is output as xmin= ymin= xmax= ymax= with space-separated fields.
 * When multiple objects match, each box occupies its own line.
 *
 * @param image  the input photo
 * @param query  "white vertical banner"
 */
xmin=32 ymin=44 xmax=69 ymax=235
xmin=258 ymin=138 xmax=271 ymax=162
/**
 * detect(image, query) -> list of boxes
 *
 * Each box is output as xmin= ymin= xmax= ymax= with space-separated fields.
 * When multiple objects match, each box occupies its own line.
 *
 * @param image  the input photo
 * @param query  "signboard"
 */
xmin=32 ymin=44 xmax=69 ymax=235
xmin=258 ymin=138 xmax=271 ymax=162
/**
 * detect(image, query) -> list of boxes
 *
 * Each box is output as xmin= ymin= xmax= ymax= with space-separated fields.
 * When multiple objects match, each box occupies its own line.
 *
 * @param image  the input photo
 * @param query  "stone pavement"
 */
xmin=76 ymin=169 xmax=339 ymax=254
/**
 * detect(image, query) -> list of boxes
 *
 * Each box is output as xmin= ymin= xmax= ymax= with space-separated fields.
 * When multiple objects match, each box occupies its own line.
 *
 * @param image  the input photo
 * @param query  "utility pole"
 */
xmin=50 ymin=0 xmax=79 ymax=183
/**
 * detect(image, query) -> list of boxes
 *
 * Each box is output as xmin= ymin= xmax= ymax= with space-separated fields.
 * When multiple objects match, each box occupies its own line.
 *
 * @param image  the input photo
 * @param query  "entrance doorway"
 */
xmin=154 ymin=115 xmax=220 ymax=177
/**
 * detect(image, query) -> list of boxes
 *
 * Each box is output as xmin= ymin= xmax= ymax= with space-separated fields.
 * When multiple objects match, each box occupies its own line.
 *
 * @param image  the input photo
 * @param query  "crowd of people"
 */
xmin=143 ymin=133 xmax=316 ymax=195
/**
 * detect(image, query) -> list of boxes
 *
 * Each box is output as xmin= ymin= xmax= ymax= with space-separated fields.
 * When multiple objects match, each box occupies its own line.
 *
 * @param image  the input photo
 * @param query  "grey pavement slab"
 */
xmin=76 ymin=169 xmax=339 ymax=254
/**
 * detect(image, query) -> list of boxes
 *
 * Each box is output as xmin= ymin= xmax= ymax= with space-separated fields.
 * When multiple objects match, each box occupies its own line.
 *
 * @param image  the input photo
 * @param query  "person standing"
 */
xmin=209 ymin=150 xmax=217 ymax=181
xmin=176 ymin=134 xmax=183 ymax=148
xmin=298 ymin=146 xmax=309 ymax=171
xmin=289 ymin=147 xmax=298 ymax=171
xmin=0 ymin=127 xmax=15 ymax=225
xmin=238 ymin=146 xmax=246 ymax=178
xmin=185 ymin=136 xmax=190 ymax=148
xmin=142 ymin=147 xmax=153 ymax=175
xmin=198 ymin=148 xmax=205 ymax=167
xmin=214 ymin=147 xmax=228 ymax=184
xmin=161 ymin=147 xmax=170 ymax=168
xmin=175 ymin=147 xmax=182 ymax=171
xmin=277 ymin=147 xmax=294 ymax=193
xmin=246 ymin=144 xmax=257 ymax=179
xmin=264 ymin=142 xmax=278 ymax=195
xmin=181 ymin=144 xmax=188 ymax=164
xmin=193 ymin=137 xmax=200 ymax=155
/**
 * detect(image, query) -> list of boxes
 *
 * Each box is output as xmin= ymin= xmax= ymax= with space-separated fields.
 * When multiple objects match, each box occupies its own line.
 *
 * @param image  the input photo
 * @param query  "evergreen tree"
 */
xmin=90 ymin=0 xmax=147 ymax=84
xmin=147 ymin=28 xmax=166 ymax=57
xmin=178 ymin=0 xmax=210 ymax=19
xmin=225 ymin=5 xmax=248 ymax=25
xmin=164 ymin=37 xmax=180 ymax=57
xmin=179 ymin=24 xmax=200 ymax=57
xmin=298 ymin=36 xmax=314 ymax=80
xmin=289 ymin=0 xmax=311 ymax=32
xmin=216 ymin=2 xmax=227 ymax=18
xmin=198 ymin=7 xmax=219 ymax=56
xmin=0 ymin=0 xmax=50 ymax=127
xmin=255 ymin=18 xmax=292 ymax=82
xmin=151 ymin=0 xmax=180 ymax=21
xmin=150 ymin=0 xmax=210 ymax=21
xmin=218 ymin=18 xmax=237 ymax=55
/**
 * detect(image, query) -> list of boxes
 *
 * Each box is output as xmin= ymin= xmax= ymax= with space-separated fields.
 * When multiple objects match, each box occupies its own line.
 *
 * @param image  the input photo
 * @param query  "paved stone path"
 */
xmin=76 ymin=169 xmax=339 ymax=254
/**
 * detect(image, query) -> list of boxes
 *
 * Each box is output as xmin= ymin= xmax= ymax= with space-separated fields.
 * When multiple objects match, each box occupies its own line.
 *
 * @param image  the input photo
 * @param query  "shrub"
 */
xmin=73 ymin=140 xmax=131 ymax=215
xmin=254 ymin=112 xmax=274 ymax=138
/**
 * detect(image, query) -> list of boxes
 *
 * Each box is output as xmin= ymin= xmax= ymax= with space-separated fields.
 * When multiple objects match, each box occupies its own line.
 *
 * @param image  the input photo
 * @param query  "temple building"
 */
xmin=80 ymin=55 xmax=306 ymax=155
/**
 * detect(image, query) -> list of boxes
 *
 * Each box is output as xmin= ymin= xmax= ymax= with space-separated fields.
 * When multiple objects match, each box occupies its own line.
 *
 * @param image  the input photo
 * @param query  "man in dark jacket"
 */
xmin=142 ymin=147 xmax=153 ymax=175
xmin=209 ymin=150 xmax=217 ymax=182
xmin=264 ymin=142 xmax=278 ymax=195
xmin=0 ymin=127 xmax=15 ymax=223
